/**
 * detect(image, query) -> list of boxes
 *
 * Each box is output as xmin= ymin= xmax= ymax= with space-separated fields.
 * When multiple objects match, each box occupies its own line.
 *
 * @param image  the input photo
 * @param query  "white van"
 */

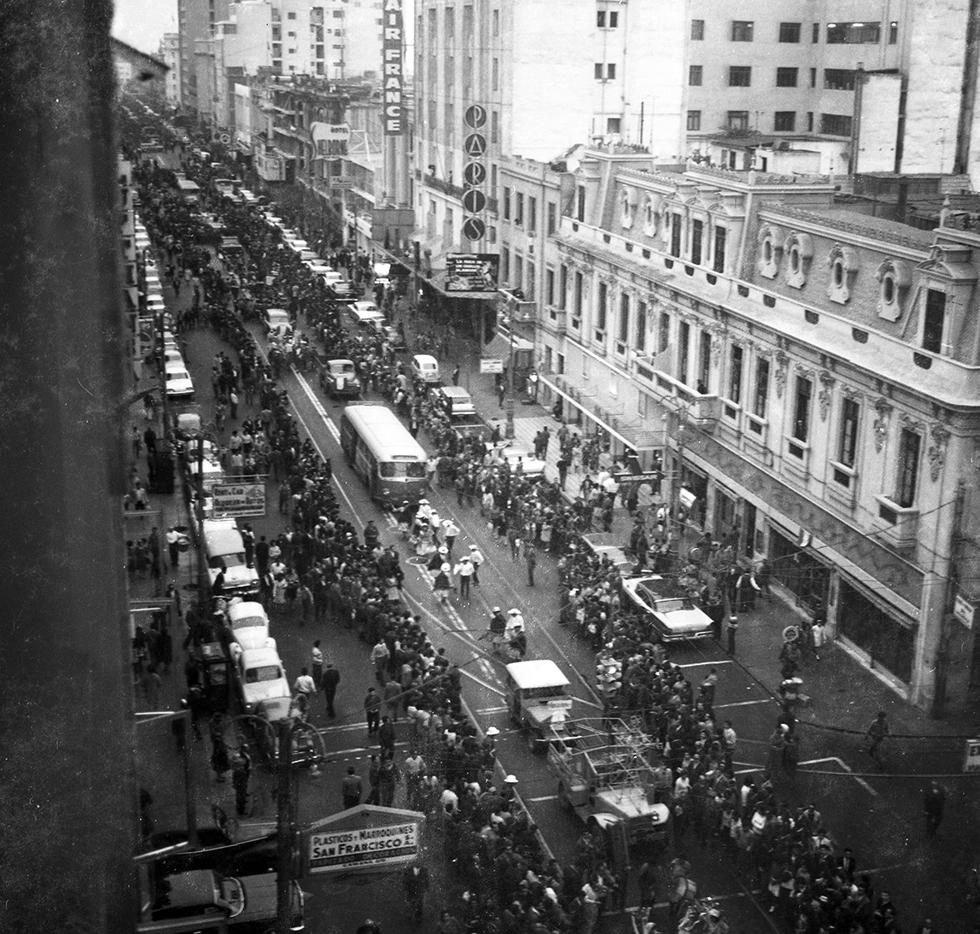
xmin=202 ymin=518 xmax=260 ymax=597
xmin=411 ymin=353 xmax=441 ymax=385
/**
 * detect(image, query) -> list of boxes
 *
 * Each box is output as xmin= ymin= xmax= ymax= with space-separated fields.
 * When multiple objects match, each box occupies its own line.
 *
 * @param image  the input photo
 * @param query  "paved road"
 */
xmin=155 ymin=252 xmax=980 ymax=932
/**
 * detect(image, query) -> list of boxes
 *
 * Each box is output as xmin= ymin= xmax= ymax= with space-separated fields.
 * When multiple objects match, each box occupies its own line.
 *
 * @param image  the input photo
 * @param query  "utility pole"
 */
xmin=505 ymin=307 xmax=516 ymax=440
xmin=932 ymin=479 xmax=966 ymax=719
xmin=276 ymin=717 xmax=294 ymax=934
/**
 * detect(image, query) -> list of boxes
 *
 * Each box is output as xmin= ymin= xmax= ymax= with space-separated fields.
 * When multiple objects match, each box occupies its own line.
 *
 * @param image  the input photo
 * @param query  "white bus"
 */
xmin=339 ymin=404 xmax=428 ymax=504
xmin=176 ymin=178 xmax=201 ymax=205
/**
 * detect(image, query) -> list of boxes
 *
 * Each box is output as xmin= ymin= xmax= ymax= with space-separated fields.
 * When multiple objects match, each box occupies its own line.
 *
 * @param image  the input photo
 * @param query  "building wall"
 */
xmin=161 ymin=33 xmax=182 ymax=105
xmin=343 ymin=0 xmax=384 ymax=78
xmin=178 ymin=0 xmax=230 ymax=112
xmin=541 ymin=151 xmax=980 ymax=711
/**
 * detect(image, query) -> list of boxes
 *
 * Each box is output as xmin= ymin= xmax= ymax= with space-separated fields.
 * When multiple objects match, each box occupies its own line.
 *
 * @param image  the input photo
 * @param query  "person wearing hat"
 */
xmin=468 ymin=544 xmax=484 ymax=585
xmin=453 ymin=553 xmax=474 ymax=601
xmin=433 ymin=562 xmax=452 ymax=604
xmin=505 ymin=608 xmax=525 ymax=637
xmin=428 ymin=544 xmax=447 ymax=572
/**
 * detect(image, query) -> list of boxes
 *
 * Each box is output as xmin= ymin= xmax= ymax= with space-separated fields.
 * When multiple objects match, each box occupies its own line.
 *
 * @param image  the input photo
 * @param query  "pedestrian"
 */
xmin=365 ymin=687 xmax=382 ymax=735
xmin=231 ymin=744 xmax=252 ymax=817
xmin=497 ymin=381 xmax=506 ymax=408
xmin=451 ymin=364 xmax=460 ymax=385
xmin=525 ymin=545 xmax=537 ymax=587
xmin=378 ymin=754 xmax=400 ymax=806
xmin=294 ymin=667 xmax=317 ymax=711
xmin=342 ymin=765 xmax=363 ymax=809
xmin=379 ymin=715 xmax=396 ymax=756
xmin=766 ymin=723 xmax=788 ymax=778
xmin=383 ymin=678 xmax=401 ymax=720
xmin=371 ymin=639 xmax=390 ymax=683
xmin=453 ymin=554 xmax=473 ymax=601
xmin=442 ymin=518 xmax=460 ymax=556
xmin=322 ymin=662 xmax=341 ymax=718
xmin=311 ymin=640 xmax=324 ymax=688
xmin=468 ymin=544 xmax=483 ymax=585
xmin=298 ymin=583 xmax=314 ymax=627
xmin=923 ymin=779 xmax=946 ymax=837
xmin=865 ymin=710 xmax=890 ymax=769
xmin=366 ymin=754 xmax=381 ymax=805
xmin=209 ymin=715 xmax=230 ymax=782
xmin=166 ymin=526 xmax=181 ymax=569
xmin=229 ymin=389 xmax=239 ymax=419
xmin=722 ymin=719 xmax=737 ymax=772
xmin=782 ymin=731 xmax=799 ymax=780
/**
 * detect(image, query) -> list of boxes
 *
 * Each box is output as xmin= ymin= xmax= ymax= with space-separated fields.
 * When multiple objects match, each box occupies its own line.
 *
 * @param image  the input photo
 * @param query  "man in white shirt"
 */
xmin=293 ymin=667 xmax=317 ymax=714
xmin=453 ymin=555 xmax=474 ymax=601
xmin=468 ymin=544 xmax=484 ymax=585
xmin=442 ymin=518 xmax=460 ymax=556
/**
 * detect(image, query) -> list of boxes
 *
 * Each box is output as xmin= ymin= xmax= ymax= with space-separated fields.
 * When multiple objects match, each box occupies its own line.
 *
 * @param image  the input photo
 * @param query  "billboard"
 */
xmin=445 ymin=253 xmax=499 ymax=293
xmin=309 ymin=821 xmax=420 ymax=872
xmin=382 ymin=0 xmax=405 ymax=135
xmin=211 ymin=481 xmax=266 ymax=517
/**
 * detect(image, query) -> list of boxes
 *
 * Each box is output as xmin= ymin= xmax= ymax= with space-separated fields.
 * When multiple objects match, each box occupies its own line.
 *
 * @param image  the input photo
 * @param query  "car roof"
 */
xmin=506 ymin=659 xmax=569 ymax=690
xmin=240 ymin=646 xmax=282 ymax=666
xmin=438 ymin=386 xmax=471 ymax=399
xmin=228 ymin=601 xmax=267 ymax=624
xmin=413 ymin=354 xmax=438 ymax=366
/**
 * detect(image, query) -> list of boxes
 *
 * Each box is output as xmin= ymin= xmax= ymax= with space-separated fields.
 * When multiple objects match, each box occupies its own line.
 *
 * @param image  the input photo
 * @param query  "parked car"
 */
xmin=165 ymin=363 xmax=195 ymax=399
xmin=410 ymin=353 xmax=440 ymax=384
xmin=495 ymin=444 xmax=545 ymax=480
xmin=431 ymin=385 xmax=475 ymax=418
xmin=235 ymin=645 xmax=290 ymax=714
xmin=349 ymin=301 xmax=385 ymax=327
xmin=374 ymin=322 xmax=407 ymax=351
xmin=226 ymin=601 xmax=273 ymax=651
xmin=578 ymin=532 xmax=635 ymax=576
xmin=621 ymin=575 xmax=714 ymax=642
xmin=318 ymin=357 xmax=361 ymax=399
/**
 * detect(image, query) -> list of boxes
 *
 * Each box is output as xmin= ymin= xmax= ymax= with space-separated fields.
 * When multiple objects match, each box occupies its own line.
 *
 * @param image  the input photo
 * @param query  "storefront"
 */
xmin=679 ymin=461 xmax=708 ymax=530
xmin=768 ymin=525 xmax=831 ymax=617
xmin=837 ymin=579 xmax=916 ymax=685
xmin=712 ymin=484 xmax=739 ymax=543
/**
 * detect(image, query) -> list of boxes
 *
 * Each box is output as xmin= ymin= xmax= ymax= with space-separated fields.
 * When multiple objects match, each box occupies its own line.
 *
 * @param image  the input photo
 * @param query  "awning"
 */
xmin=483 ymin=332 xmax=533 ymax=357
xmin=539 ymin=372 xmax=665 ymax=453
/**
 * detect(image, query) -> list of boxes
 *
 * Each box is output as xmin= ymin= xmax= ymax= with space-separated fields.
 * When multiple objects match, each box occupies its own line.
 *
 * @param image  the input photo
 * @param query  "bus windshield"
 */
xmin=380 ymin=461 xmax=427 ymax=478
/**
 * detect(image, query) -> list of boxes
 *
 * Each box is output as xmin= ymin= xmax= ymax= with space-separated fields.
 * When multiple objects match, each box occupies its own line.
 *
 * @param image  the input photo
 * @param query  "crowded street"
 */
xmin=115 ymin=109 xmax=980 ymax=934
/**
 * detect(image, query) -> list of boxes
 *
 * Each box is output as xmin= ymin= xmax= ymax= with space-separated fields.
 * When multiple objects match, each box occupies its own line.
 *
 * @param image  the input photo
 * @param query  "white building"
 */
xmin=159 ymin=33 xmax=182 ymax=106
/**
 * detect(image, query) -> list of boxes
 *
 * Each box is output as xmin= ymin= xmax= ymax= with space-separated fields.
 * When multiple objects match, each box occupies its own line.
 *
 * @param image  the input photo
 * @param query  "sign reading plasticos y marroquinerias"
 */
xmin=305 ymin=804 xmax=425 ymax=874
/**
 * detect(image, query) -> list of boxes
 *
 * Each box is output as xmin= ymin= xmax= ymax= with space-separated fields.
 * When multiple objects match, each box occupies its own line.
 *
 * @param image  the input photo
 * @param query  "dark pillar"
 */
xmin=0 ymin=3 xmax=137 ymax=930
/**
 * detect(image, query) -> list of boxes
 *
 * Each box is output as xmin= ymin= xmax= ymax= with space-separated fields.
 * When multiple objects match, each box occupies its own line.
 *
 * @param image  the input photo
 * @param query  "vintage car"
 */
xmin=505 ymin=659 xmax=574 ymax=753
xmin=318 ymin=357 xmax=362 ymax=399
xmin=621 ymin=574 xmax=714 ymax=642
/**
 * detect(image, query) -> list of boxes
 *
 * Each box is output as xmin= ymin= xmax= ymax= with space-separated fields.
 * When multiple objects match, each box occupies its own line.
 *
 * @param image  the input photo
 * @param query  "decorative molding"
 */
xmin=898 ymin=411 xmax=925 ymax=433
xmin=756 ymin=223 xmax=786 ymax=280
xmin=795 ymin=363 xmax=815 ymax=380
xmin=927 ymin=422 xmax=950 ymax=481
xmin=707 ymin=322 xmax=726 ymax=366
xmin=874 ymin=258 xmax=912 ymax=323
xmin=784 ymin=231 xmax=814 ymax=289
xmin=840 ymin=384 xmax=862 ymax=401
xmin=763 ymin=205 xmax=933 ymax=249
xmin=817 ymin=370 xmax=836 ymax=421
xmin=872 ymin=397 xmax=892 ymax=452
xmin=826 ymin=242 xmax=859 ymax=305
xmin=774 ymin=350 xmax=790 ymax=398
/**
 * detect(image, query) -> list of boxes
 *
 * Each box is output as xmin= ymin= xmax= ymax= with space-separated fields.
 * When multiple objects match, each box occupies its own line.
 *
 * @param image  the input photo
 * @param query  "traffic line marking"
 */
xmin=676 ymin=659 xmax=736 ymax=669
xmin=714 ymin=699 xmax=773 ymax=709
xmin=798 ymin=757 xmax=879 ymax=796
xmin=458 ymin=668 xmax=506 ymax=696
xmin=476 ymin=705 xmax=509 ymax=715
xmin=526 ymin=794 xmax=558 ymax=803
xmin=292 ymin=368 xmax=340 ymax=442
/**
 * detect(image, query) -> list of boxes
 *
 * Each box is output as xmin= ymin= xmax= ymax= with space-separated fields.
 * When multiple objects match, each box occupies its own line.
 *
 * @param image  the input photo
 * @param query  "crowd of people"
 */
xmin=128 ymin=140 xmax=933 ymax=934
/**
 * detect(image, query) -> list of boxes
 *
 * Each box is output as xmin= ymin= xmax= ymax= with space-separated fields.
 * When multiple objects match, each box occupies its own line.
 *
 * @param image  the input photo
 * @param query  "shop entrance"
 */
xmin=838 ymin=580 xmax=916 ymax=684
xmin=769 ymin=528 xmax=831 ymax=617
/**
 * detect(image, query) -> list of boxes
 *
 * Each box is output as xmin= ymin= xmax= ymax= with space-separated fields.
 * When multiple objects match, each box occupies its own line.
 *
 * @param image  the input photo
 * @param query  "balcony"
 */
xmin=873 ymin=495 xmax=919 ymax=550
xmin=541 ymin=306 xmax=567 ymax=335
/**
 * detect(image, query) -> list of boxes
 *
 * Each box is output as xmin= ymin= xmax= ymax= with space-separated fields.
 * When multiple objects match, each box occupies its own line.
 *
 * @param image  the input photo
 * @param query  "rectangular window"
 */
xmin=793 ymin=376 xmax=812 ymax=442
xmin=618 ymin=294 xmax=629 ymax=342
xmin=502 ymin=186 xmax=511 ymax=220
xmin=727 ymin=111 xmax=749 ymax=130
xmin=514 ymin=254 xmax=523 ymax=290
xmin=698 ymin=331 xmax=711 ymax=391
xmin=731 ymin=20 xmax=754 ymax=41
xmin=678 ymin=321 xmax=690 ymax=384
xmin=729 ymin=66 xmax=752 ymax=87
xmin=754 ymin=358 xmax=770 ymax=418
xmin=812 ymin=22 xmax=820 ymax=43
xmin=810 ymin=68 xmax=817 ymax=88
xmin=779 ymin=22 xmax=801 ymax=43
xmin=595 ymin=63 xmax=616 ymax=80
xmin=923 ymin=288 xmax=946 ymax=352
xmin=525 ymin=260 xmax=535 ymax=300
xmin=776 ymin=67 xmax=798 ymax=87
xmin=729 ymin=345 xmax=744 ymax=404
xmin=670 ymin=213 xmax=682 ymax=256
xmin=607 ymin=63 xmax=616 ymax=79
xmin=492 ymin=8 xmax=499 ymax=36
xmin=597 ymin=9 xmax=605 ymax=27
xmin=596 ymin=281 xmax=608 ymax=332
xmin=559 ymin=264 xmax=568 ymax=309
xmin=636 ymin=301 xmax=647 ymax=351
xmin=889 ymin=21 xmax=898 ymax=43
xmin=515 ymin=192 xmax=524 ymax=226
xmin=491 ymin=110 xmax=499 ymax=143
xmin=607 ymin=117 xmax=621 ymax=134
xmin=609 ymin=10 xmax=618 ymax=28
xmin=594 ymin=62 xmax=603 ymax=80
xmin=545 ymin=267 xmax=555 ymax=305
xmin=576 ymin=185 xmax=586 ymax=221
xmin=827 ymin=22 xmax=881 ymax=44
xmin=687 ymin=110 xmax=702 ymax=131
xmin=492 ymin=57 xmax=499 ymax=90
xmin=774 ymin=111 xmax=796 ymax=132
xmin=528 ymin=196 xmax=537 ymax=233
xmin=691 ymin=218 xmax=704 ymax=264
xmin=546 ymin=202 xmax=557 ymax=234
xmin=573 ymin=271 xmax=583 ymax=318
xmin=806 ymin=111 xmax=814 ymax=132
xmin=691 ymin=18 xmax=704 ymax=40
xmin=500 ymin=247 xmax=509 ymax=282
xmin=658 ymin=312 xmax=670 ymax=353
xmin=839 ymin=397 xmax=860 ymax=468
xmin=689 ymin=65 xmax=703 ymax=86
xmin=713 ymin=226 xmax=727 ymax=272
xmin=820 ymin=113 xmax=853 ymax=136
xmin=824 ymin=68 xmax=856 ymax=90
xmin=895 ymin=428 xmax=921 ymax=507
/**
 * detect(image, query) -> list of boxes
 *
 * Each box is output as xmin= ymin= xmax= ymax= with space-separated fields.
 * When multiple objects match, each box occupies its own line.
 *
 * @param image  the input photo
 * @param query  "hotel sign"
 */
xmin=382 ymin=0 xmax=405 ymax=135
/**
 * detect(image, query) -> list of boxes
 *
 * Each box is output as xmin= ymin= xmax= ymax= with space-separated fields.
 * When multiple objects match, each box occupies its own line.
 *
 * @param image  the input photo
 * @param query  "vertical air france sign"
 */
xmin=382 ymin=0 xmax=405 ymax=135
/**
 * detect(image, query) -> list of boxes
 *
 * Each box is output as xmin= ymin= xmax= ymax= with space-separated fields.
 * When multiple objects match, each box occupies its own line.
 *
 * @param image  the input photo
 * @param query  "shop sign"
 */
xmin=480 ymin=358 xmax=503 ymax=374
xmin=964 ymin=739 xmax=980 ymax=773
xmin=445 ymin=252 xmax=498 ymax=291
xmin=381 ymin=0 xmax=405 ymax=135
xmin=953 ymin=593 xmax=976 ymax=629
xmin=211 ymin=482 xmax=266 ymax=517
xmin=306 ymin=805 xmax=425 ymax=874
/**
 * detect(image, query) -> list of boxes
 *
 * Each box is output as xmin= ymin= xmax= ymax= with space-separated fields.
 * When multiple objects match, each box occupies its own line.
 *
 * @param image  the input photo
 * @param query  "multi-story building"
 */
xmin=532 ymin=148 xmax=980 ymax=712
xmin=177 ymin=0 xmax=230 ymax=113
xmin=159 ymin=33 xmax=182 ymax=106
xmin=414 ymin=0 xmax=686 ymax=278
xmin=681 ymin=1 xmax=980 ymax=185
